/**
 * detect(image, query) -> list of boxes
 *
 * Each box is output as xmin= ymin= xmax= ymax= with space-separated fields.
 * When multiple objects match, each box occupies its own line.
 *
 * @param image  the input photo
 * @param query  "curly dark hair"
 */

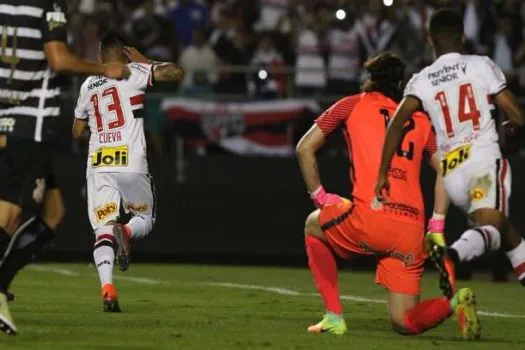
xmin=361 ymin=52 xmax=406 ymax=102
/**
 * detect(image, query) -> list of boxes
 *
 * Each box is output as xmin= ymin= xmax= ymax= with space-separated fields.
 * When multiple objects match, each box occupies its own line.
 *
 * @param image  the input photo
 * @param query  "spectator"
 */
xmin=492 ymin=14 xmax=519 ymax=79
xmin=354 ymin=0 xmax=397 ymax=58
xmin=169 ymin=0 xmax=209 ymax=48
xmin=293 ymin=10 xmax=327 ymax=96
xmin=254 ymin=0 xmax=289 ymax=32
xmin=248 ymin=35 xmax=286 ymax=99
xmin=326 ymin=13 xmax=362 ymax=96
xmin=77 ymin=16 xmax=99 ymax=61
xmin=179 ymin=28 xmax=219 ymax=95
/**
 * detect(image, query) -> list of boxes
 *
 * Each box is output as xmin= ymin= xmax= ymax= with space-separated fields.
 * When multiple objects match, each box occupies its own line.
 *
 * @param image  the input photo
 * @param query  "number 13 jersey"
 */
xmin=74 ymin=63 xmax=154 ymax=175
xmin=404 ymin=53 xmax=506 ymax=165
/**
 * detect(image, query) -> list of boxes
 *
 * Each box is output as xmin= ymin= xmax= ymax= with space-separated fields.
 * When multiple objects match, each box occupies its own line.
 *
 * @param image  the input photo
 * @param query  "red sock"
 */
xmin=403 ymin=298 xmax=452 ymax=334
xmin=305 ymin=235 xmax=342 ymax=314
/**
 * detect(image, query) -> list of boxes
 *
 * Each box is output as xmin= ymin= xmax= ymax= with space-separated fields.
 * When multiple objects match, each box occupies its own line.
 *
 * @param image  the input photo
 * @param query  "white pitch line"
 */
xmin=207 ymin=282 xmax=525 ymax=319
xmin=27 ymin=267 xmax=525 ymax=319
xmin=28 ymin=265 xmax=80 ymax=276
xmin=112 ymin=275 xmax=165 ymax=285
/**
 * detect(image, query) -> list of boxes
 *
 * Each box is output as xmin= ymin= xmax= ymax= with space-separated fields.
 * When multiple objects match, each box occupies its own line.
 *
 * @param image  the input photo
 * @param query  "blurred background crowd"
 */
xmin=67 ymin=0 xmax=525 ymax=98
xmin=63 ymin=0 xmax=525 ymax=158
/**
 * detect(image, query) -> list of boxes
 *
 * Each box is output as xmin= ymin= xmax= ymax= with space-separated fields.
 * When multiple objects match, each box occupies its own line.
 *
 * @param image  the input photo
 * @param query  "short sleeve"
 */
xmin=315 ymin=95 xmax=362 ymax=136
xmin=41 ymin=0 xmax=68 ymax=43
xmin=74 ymin=83 xmax=89 ymax=120
xmin=128 ymin=63 xmax=154 ymax=91
xmin=424 ymin=126 xmax=437 ymax=158
xmin=482 ymin=56 xmax=507 ymax=95
xmin=403 ymin=73 xmax=424 ymax=104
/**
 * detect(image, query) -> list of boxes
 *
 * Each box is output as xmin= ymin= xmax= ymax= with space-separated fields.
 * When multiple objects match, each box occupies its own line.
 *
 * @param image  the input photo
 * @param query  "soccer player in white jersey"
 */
xmin=72 ymin=32 xmax=183 ymax=312
xmin=375 ymin=9 xmax=525 ymax=298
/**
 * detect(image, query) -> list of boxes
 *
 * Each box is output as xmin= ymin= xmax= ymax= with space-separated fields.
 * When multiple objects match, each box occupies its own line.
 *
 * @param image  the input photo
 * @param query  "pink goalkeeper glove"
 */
xmin=428 ymin=216 xmax=445 ymax=233
xmin=310 ymin=186 xmax=342 ymax=208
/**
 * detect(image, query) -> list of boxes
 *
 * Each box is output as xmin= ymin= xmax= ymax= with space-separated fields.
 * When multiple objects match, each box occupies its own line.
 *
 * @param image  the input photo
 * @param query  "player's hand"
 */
xmin=310 ymin=186 xmax=343 ymax=208
xmin=102 ymin=62 xmax=131 ymax=80
xmin=424 ymin=232 xmax=446 ymax=253
xmin=374 ymin=174 xmax=390 ymax=202
xmin=123 ymin=46 xmax=150 ymax=64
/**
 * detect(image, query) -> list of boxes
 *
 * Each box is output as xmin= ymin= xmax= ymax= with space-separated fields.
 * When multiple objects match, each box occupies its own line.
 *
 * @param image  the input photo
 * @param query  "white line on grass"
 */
xmin=28 ymin=265 xmax=80 ymax=276
xmin=112 ymin=275 xmax=165 ymax=285
xmin=26 ymin=266 xmax=525 ymax=319
xmin=207 ymin=282 xmax=525 ymax=319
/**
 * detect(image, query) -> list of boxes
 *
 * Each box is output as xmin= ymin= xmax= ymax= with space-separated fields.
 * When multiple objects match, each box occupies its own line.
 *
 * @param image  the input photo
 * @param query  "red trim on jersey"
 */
xmin=499 ymin=159 xmax=508 ymax=215
xmin=424 ymin=129 xmax=437 ymax=157
xmin=96 ymin=234 xmax=114 ymax=243
xmin=315 ymin=94 xmax=362 ymax=136
xmin=130 ymin=94 xmax=145 ymax=106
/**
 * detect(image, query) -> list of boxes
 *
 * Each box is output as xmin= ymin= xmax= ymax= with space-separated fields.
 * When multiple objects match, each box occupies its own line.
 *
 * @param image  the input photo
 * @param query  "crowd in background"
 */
xmin=66 ymin=0 xmax=525 ymax=99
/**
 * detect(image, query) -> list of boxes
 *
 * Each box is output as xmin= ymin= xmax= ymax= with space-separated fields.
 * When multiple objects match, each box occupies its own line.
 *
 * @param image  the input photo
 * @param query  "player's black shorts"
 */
xmin=0 ymin=136 xmax=55 ymax=210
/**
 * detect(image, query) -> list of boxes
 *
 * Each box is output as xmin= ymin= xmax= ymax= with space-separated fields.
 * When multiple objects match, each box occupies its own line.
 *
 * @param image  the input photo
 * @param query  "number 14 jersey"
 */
xmin=74 ymin=63 xmax=154 ymax=175
xmin=404 ymin=53 xmax=505 ymax=163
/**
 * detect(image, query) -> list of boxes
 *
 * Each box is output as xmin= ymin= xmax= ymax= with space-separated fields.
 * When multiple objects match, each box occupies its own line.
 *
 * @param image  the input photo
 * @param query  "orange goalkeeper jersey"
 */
xmin=315 ymin=92 xmax=437 ymax=225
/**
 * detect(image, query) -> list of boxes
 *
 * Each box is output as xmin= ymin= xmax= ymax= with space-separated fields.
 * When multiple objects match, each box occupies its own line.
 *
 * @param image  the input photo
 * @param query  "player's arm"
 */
xmin=124 ymin=47 xmax=184 ymax=82
xmin=296 ymin=97 xmax=356 ymax=208
xmin=296 ymin=125 xmax=325 ymax=193
xmin=429 ymin=153 xmax=450 ymax=218
xmin=375 ymin=96 xmax=421 ymax=200
xmin=44 ymin=42 xmax=129 ymax=79
xmin=41 ymin=0 xmax=129 ymax=79
xmin=494 ymin=89 xmax=525 ymax=126
xmin=72 ymin=118 xmax=88 ymax=140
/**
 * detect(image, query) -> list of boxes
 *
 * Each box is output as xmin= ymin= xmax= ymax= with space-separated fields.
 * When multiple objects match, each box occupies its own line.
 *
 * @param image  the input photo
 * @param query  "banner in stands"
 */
xmin=161 ymin=98 xmax=320 ymax=156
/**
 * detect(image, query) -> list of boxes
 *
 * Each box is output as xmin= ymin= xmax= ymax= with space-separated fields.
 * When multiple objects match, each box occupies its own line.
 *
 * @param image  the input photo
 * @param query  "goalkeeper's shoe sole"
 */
xmin=307 ymin=315 xmax=347 ymax=335
xmin=455 ymin=288 xmax=481 ymax=340
xmin=0 ymin=294 xmax=17 ymax=335
xmin=427 ymin=240 xmax=455 ymax=299
xmin=113 ymin=224 xmax=130 ymax=272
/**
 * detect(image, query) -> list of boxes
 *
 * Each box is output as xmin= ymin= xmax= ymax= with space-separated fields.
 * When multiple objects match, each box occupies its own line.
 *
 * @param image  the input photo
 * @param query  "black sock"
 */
xmin=0 ymin=217 xmax=54 ymax=292
xmin=0 ymin=227 xmax=10 ymax=258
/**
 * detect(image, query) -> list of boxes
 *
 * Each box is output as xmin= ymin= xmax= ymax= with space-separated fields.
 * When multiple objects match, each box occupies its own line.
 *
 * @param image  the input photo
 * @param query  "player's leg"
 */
xmin=115 ymin=173 xmax=157 ymax=271
xmin=87 ymin=174 xmax=122 ymax=312
xmin=445 ymin=159 xmax=525 ymax=284
xmin=388 ymin=289 xmax=480 ymax=340
xmin=304 ymin=200 xmax=359 ymax=335
xmin=41 ymin=174 xmax=65 ymax=231
xmin=379 ymin=254 xmax=480 ymax=340
xmin=0 ymin=138 xmax=55 ymax=334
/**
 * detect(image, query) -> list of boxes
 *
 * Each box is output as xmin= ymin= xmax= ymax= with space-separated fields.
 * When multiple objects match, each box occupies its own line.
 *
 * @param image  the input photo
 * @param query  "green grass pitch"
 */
xmin=3 ymin=263 xmax=525 ymax=349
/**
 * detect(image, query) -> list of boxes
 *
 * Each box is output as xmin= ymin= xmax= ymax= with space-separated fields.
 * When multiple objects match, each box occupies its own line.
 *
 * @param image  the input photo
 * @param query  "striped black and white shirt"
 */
xmin=0 ymin=0 xmax=67 ymax=143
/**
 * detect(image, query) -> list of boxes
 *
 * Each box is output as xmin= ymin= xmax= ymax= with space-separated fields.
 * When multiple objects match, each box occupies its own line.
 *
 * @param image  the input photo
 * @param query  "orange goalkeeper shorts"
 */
xmin=318 ymin=199 xmax=426 ymax=296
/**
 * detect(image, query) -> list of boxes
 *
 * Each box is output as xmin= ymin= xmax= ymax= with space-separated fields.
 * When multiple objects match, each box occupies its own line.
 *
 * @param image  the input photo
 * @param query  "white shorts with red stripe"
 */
xmin=443 ymin=158 xmax=511 ymax=216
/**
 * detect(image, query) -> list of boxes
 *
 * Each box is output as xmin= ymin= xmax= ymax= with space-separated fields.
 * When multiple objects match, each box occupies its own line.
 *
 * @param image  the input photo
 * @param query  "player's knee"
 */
xmin=304 ymin=210 xmax=322 ymax=238
xmin=470 ymin=209 xmax=506 ymax=230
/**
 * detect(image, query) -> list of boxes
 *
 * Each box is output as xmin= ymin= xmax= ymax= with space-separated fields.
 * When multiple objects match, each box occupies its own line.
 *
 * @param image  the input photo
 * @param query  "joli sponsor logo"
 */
xmin=92 ymin=146 xmax=128 ymax=168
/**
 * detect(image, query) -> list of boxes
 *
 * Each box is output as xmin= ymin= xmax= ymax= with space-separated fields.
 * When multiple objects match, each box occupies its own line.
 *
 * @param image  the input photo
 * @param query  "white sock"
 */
xmin=93 ymin=226 xmax=115 ymax=286
xmin=506 ymin=240 xmax=525 ymax=280
xmin=126 ymin=215 xmax=154 ymax=239
xmin=451 ymin=225 xmax=501 ymax=262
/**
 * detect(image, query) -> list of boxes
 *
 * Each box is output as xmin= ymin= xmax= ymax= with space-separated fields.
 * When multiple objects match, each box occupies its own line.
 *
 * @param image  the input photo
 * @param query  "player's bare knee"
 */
xmin=304 ymin=210 xmax=323 ymax=239
xmin=470 ymin=209 xmax=505 ymax=230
